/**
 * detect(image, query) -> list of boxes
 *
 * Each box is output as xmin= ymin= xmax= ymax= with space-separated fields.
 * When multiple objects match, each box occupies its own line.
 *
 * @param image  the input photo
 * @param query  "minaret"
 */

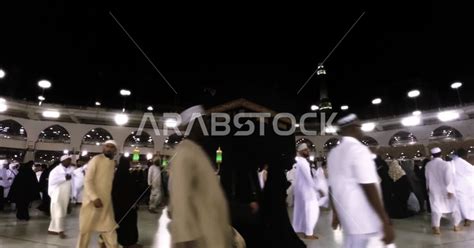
xmin=317 ymin=64 xmax=332 ymax=112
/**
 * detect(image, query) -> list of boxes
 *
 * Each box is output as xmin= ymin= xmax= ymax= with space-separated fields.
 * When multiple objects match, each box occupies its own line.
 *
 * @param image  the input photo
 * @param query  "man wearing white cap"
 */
xmin=48 ymin=154 xmax=74 ymax=238
xmin=425 ymin=147 xmax=462 ymax=234
xmin=328 ymin=114 xmax=394 ymax=247
xmin=77 ymin=140 xmax=119 ymax=248
xmin=292 ymin=142 xmax=320 ymax=239
xmin=168 ymin=105 xmax=232 ymax=248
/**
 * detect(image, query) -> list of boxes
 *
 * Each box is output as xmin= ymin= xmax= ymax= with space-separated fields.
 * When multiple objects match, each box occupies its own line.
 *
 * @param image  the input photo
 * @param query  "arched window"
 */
xmin=324 ymin=137 xmax=340 ymax=151
xmin=430 ymin=126 xmax=463 ymax=141
xmin=389 ymin=131 xmax=418 ymax=147
xmin=82 ymin=128 xmax=113 ymax=145
xmin=0 ymin=119 xmax=27 ymax=140
xmin=38 ymin=125 xmax=71 ymax=143
xmin=124 ymin=131 xmax=154 ymax=148
xmin=164 ymin=134 xmax=184 ymax=148
xmin=361 ymin=136 xmax=379 ymax=147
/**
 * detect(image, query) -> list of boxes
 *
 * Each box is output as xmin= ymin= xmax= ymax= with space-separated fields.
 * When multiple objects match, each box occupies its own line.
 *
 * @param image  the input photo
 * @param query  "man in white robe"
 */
xmin=292 ymin=143 xmax=320 ymax=240
xmin=0 ymin=161 xmax=14 ymax=211
xmin=72 ymin=163 xmax=87 ymax=204
xmin=169 ymin=105 xmax=232 ymax=248
xmin=48 ymin=155 xmax=74 ymax=238
xmin=425 ymin=147 xmax=462 ymax=234
xmin=148 ymin=160 xmax=162 ymax=213
xmin=286 ymin=164 xmax=297 ymax=207
xmin=451 ymin=148 xmax=474 ymax=226
xmin=77 ymin=140 xmax=119 ymax=248
xmin=328 ymin=114 xmax=394 ymax=247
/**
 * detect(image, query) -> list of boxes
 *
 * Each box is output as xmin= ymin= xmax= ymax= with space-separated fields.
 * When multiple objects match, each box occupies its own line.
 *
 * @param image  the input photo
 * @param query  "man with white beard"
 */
xmin=292 ymin=142 xmax=320 ymax=240
xmin=425 ymin=147 xmax=462 ymax=234
xmin=451 ymin=148 xmax=474 ymax=227
xmin=48 ymin=155 xmax=74 ymax=239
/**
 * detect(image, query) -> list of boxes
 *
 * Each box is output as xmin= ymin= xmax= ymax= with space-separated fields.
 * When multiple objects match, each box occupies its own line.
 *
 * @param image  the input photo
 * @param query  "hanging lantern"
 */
xmin=132 ymin=148 xmax=140 ymax=162
xmin=216 ymin=147 xmax=223 ymax=164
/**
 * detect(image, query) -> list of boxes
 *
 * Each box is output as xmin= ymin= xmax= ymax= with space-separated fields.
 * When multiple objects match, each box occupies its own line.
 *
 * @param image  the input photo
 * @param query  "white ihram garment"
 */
xmin=425 ymin=157 xmax=461 ymax=227
xmin=452 ymin=157 xmax=474 ymax=220
xmin=292 ymin=156 xmax=319 ymax=236
xmin=48 ymin=164 xmax=74 ymax=232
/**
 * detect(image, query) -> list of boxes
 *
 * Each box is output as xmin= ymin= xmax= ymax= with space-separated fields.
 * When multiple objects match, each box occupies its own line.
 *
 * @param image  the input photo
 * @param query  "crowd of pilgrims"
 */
xmin=0 ymin=155 xmax=166 ymax=248
xmin=0 ymin=112 xmax=473 ymax=248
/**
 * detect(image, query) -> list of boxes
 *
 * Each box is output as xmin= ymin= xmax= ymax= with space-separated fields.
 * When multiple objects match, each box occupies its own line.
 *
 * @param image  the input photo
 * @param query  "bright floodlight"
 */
xmin=0 ymin=69 xmax=5 ymax=78
xmin=114 ymin=113 xmax=129 ymax=125
xmin=124 ymin=152 xmax=130 ymax=157
xmin=437 ymin=110 xmax=460 ymax=122
xmin=371 ymin=98 xmax=382 ymax=105
xmin=412 ymin=110 xmax=422 ymax=116
xmin=164 ymin=118 xmax=178 ymax=128
xmin=0 ymin=98 xmax=7 ymax=112
xmin=407 ymin=89 xmax=420 ymax=98
xmin=340 ymin=105 xmax=349 ymax=110
xmin=146 ymin=153 xmax=153 ymax=160
xmin=361 ymin=122 xmax=376 ymax=132
xmin=95 ymin=101 xmax=101 ymax=106
xmin=38 ymin=80 xmax=52 ymax=89
xmin=63 ymin=149 xmax=69 ymax=154
xmin=120 ymin=89 xmax=131 ymax=96
xmin=147 ymin=106 xmax=153 ymax=111
xmin=451 ymin=82 xmax=462 ymax=89
xmin=42 ymin=110 xmax=60 ymax=118
xmin=295 ymin=123 xmax=300 ymax=128
xmin=310 ymin=104 xmax=319 ymax=111
xmin=38 ymin=95 xmax=45 ymax=101
xmin=81 ymin=150 xmax=88 ymax=156
xmin=401 ymin=116 xmax=421 ymax=127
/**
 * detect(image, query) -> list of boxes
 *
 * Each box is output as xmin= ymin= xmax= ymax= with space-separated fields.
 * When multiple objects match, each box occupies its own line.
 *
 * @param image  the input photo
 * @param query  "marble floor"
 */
xmin=1 ymin=205 xmax=474 ymax=248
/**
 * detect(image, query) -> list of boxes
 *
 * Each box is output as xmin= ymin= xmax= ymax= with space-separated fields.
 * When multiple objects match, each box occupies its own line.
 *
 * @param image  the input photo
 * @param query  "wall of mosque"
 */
xmin=298 ymin=118 xmax=474 ymax=153
xmin=0 ymin=115 xmax=168 ymax=161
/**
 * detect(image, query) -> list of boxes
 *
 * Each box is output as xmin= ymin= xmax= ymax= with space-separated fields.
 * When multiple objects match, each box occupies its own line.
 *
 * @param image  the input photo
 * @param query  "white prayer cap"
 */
xmin=180 ymin=105 xmax=205 ymax=126
xmin=431 ymin=147 xmax=442 ymax=154
xmin=104 ymin=140 xmax=118 ymax=147
xmin=60 ymin=155 xmax=72 ymax=162
xmin=336 ymin=113 xmax=359 ymax=127
xmin=297 ymin=143 xmax=309 ymax=152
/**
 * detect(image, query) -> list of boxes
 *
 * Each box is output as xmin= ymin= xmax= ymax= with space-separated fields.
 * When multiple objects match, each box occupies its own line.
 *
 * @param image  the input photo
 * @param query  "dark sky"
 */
xmin=0 ymin=2 xmax=473 ymax=118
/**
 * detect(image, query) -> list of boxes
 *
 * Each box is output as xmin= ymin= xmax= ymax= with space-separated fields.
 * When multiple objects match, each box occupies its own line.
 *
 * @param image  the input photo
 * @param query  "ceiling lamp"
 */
xmin=450 ymin=82 xmax=462 ymax=89
xmin=0 ymin=98 xmax=7 ymax=112
xmin=412 ymin=110 xmax=421 ymax=116
xmin=0 ymin=69 xmax=6 ymax=78
xmin=42 ymin=110 xmax=60 ymax=118
xmin=146 ymin=153 xmax=153 ymax=160
xmin=325 ymin=126 xmax=338 ymax=134
xmin=401 ymin=116 xmax=421 ymax=127
xmin=147 ymin=106 xmax=153 ymax=111
xmin=371 ymin=98 xmax=382 ymax=105
xmin=361 ymin=122 xmax=376 ymax=132
xmin=310 ymin=104 xmax=319 ymax=111
xmin=340 ymin=105 xmax=349 ymax=110
xmin=38 ymin=80 xmax=52 ymax=89
xmin=164 ymin=118 xmax=178 ymax=128
xmin=95 ymin=101 xmax=101 ymax=106
xmin=437 ymin=110 xmax=460 ymax=122
xmin=114 ymin=113 xmax=129 ymax=125
xmin=120 ymin=89 xmax=131 ymax=96
xmin=407 ymin=89 xmax=420 ymax=98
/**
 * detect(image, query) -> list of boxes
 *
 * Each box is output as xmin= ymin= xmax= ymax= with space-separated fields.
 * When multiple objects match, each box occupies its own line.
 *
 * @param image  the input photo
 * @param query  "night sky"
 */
xmin=1 ymin=2 xmax=473 ymax=119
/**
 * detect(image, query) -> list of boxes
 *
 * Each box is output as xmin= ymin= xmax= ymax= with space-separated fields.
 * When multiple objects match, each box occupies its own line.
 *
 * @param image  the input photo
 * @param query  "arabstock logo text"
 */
xmin=136 ymin=112 xmax=338 ymax=136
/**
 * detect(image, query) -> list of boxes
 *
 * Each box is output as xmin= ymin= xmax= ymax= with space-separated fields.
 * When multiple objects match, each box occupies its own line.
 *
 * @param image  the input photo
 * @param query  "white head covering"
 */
xmin=431 ymin=147 xmax=441 ymax=154
xmin=60 ymin=155 xmax=72 ymax=162
xmin=336 ymin=113 xmax=359 ymax=127
xmin=104 ymin=140 xmax=118 ymax=147
xmin=297 ymin=143 xmax=309 ymax=152
xmin=180 ymin=105 xmax=205 ymax=126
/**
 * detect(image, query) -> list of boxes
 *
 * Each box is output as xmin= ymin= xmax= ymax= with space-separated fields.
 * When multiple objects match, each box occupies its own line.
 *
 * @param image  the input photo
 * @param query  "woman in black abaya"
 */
xmin=112 ymin=156 xmax=142 ymax=248
xmin=8 ymin=161 xmax=40 ymax=221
